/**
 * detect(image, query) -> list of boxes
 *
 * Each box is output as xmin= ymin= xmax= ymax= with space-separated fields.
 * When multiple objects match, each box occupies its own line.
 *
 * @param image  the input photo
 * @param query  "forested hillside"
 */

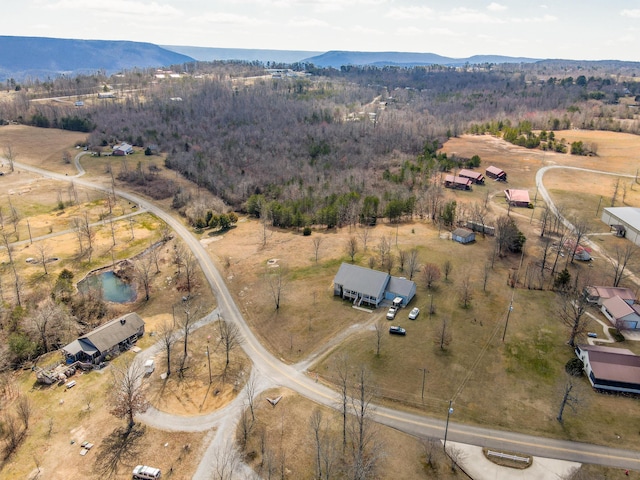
xmin=2 ymin=62 xmax=639 ymax=227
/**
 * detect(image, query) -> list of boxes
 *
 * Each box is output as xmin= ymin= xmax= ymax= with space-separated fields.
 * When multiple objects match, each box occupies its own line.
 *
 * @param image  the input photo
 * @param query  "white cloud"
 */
xmin=428 ymin=27 xmax=457 ymax=37
xmin=288 ymin=16 xmax=329 ymax=27
xmin=42 ymin=0 xmax=181 ymax=16
xmin=440 ymin=7 xmax=504 ymax=24
xmin=387 ymin=6 xmax=433 ymax=19
xmin=189 ymin=12 xmax=266 ymax=26
xmin=487 ymin=2 xmax=507 ymax=12
xmin=621 ymin=9 xmax=640 ymax=18
xmin=511 ymin=14 xmax=557 ymax=23
xmin=396 ymin=26 xmax=424 ymax=37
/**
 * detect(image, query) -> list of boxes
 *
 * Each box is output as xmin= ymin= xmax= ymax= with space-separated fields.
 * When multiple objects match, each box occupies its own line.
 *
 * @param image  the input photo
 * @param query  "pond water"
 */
xmin=78 ymin=270 xmax=136 ymax=303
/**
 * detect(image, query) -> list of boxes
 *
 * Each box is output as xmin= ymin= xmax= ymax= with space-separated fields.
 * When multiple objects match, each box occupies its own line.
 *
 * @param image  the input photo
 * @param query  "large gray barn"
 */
xmin=601 ymin=207 xmax=640 ymax=246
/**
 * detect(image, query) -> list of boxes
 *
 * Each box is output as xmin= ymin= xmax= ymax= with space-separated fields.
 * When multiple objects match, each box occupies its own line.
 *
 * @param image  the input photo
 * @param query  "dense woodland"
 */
xmin=1 ymin=62 xmax=640 ymax=229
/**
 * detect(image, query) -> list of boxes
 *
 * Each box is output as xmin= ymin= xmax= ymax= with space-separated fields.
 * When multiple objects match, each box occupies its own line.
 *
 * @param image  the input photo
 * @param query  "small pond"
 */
xmin=78 ymin=270 xmax=136 ymax=303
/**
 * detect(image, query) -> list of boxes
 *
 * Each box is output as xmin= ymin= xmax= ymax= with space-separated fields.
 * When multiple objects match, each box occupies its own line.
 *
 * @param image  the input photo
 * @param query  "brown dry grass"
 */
xmin=241 ymin=388 xmax=461 ymax=480
xmin=207 ymin=130 xmax=640 ymax=453
xmin=3 ymin=125 xmax=640 ymax=478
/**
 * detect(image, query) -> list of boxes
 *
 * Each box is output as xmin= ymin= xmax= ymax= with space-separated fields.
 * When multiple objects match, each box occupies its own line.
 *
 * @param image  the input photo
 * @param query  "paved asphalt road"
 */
xmin=6 ymin=157 xmax=640 ymax=472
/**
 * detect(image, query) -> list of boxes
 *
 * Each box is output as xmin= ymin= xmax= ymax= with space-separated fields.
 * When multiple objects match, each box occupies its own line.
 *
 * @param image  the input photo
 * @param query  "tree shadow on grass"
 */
xmin=94 ymin=424 xmax=146 ymax=479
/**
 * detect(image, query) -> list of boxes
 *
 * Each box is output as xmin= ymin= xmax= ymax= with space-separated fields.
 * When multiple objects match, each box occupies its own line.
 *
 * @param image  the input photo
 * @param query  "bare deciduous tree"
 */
xmin=158 ymin=319 xmax=177 ymax=377
xmin=15 ymin=395 xmax=32 ymax=430
xmin=377 ymin=236 xmax=390 ymax=268
xmin=612 ymin=243 xmax=636 ymax=287
xmin=407 ymin=248 xmax=420 ymax=281
xmin=3 ymin=143 xmax=16 ymax=172
xmin=442 ymin=260 xmax=452 ymax=281
xmin=557 ymin=288 xmax=590 ymax=347
xmin=34 ymin=242 xmax=49 ymax=275
xmin=1 ymin=231 xmax=22 ymax=307
xmin=346 ymin=236 xmax=358 ymax=262
xmin=218 ymin=319 xmax=244 ymax=372
xmin=349 ymin=367 xmax=382 ymax=480
xmin=213 ymin=441 xmax=241 ymax=480
xmin=436 ymin=317 xmax=452 ymax=350
xmin=182 ymin=250 xmax=198 ymax=295
xmin=357 ymin=225 xmax=371 ymax=251
xmin=374 ymin=318 xmax=385 ymax=357
xmin=557 ymin=379 xmax=582 ymax=423
xmin=109 ymin=359 xmax=149 ymax=433
xmin=312 ymin=236 xmax=323 ymax=264
xmin=422 ymin=263 xmax=441 ymax=290
xmin=459 ymin=276 xmax=472 ymax=309
xmin=265 ymin=264 xmax=287 ymax=310
xmin=134 ymin=254 xmax=154 ymax=301
xmin=30 ymin=297 xmax=68 ymax=353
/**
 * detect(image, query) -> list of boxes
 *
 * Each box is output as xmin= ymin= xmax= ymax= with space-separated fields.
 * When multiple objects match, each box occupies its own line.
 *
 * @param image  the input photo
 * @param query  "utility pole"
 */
xmin=444 ymin=400 xmax=454 ymax=451
xmin=418 ymin=368 xmax=427 ymax=402
xmin=206 ymin=345 xmax=212 ymax=384
xmin=502 ymin=301 xmax=513 ymax=342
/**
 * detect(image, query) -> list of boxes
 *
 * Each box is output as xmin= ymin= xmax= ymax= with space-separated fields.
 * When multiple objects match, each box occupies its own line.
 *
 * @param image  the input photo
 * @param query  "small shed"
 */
xmin=486 ymin=165 xmax=507 ymax=181
xmin=452 ymin=228 xmax=476 ymax=244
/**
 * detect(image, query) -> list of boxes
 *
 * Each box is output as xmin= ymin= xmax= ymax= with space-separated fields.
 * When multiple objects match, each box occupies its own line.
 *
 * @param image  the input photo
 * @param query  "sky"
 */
xmin=5 ymin=0 xmax=640 ymax=61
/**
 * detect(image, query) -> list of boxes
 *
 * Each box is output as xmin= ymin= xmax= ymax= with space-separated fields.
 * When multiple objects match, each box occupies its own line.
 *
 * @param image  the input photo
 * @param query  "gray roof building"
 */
xmin=601 ymin=207 xmax=640 ymax=246
xmin=63 ymin=313 xmax=145 ymax=364
xmin=333 ymin=263 xmax=416 ymax=307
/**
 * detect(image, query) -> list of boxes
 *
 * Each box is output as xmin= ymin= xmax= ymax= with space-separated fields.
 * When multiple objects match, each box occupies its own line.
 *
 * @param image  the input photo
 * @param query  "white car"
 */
xmin=386 ymin=306 xmax=398 ymax=320
xmin=408 ymin=307 xmax=420 ymax=320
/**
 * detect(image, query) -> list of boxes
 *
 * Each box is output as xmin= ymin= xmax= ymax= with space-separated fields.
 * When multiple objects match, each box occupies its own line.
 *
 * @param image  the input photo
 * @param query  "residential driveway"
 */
xmin=449 ymin=441 xmax=581 ymax=480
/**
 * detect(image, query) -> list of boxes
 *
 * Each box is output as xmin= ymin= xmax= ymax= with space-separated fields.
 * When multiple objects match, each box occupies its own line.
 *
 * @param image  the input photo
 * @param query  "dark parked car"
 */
xmin=389 ymin=326 xmax=406 ymax=336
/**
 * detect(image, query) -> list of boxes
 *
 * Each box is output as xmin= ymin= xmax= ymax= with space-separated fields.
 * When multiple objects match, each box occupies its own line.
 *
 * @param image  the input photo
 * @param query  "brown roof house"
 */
xmin=505 ymin=189 xmax=531 ymax=208
xmin=601 ymin=296 xmax=640 ymax=330
xmin=444 ymin=175 xmax=472 ymax=190
xmin=62 ymin=313 xmax=145 ymax=364
xmin=457 ymin=169 xmax=485 ymax=184
xmin=575 ymin=344 xmax=640 ymax=394
xmin=584 ymin=286 xmax=636 ymax=306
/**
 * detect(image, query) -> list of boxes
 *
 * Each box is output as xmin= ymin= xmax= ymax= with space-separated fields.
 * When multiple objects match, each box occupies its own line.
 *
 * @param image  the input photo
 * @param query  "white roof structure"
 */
xmin=603 ymin=207 xmax=640 ymax=229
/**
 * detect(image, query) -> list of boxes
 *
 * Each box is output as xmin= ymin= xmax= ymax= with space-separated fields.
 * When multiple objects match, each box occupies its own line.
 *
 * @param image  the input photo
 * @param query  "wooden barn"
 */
xmin=444 ymin=175 xmax=472 ymax=190
xmin=486 ymin=165 xmax=507 ymax=181
xmin=457 ymin=169 xmax=485 ymax=184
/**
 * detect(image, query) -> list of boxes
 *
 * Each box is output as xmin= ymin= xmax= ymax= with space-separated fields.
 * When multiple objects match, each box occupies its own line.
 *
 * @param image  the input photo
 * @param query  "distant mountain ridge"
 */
xmin=0 ymin=36 xmax=194 ymax=81
xmin=162 ymin=45 xmax=321 ymax=64
xmin=3 ymin=35 xmax=637 ymax=82
xmin=301 ymin=51 xmax=540 ymax=68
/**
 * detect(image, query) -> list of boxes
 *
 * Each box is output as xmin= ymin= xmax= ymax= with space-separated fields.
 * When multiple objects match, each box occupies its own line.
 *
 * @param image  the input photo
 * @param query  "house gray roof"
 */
xmin=64 ymin=313 xmax=144 ymax=355
xmin=334 ymin=263 xmax=389 ymax=298
xmin=386 ymin=276 xmax=415 ymax=298
xmin=452 ymin=228 xmax=475 ymax=239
